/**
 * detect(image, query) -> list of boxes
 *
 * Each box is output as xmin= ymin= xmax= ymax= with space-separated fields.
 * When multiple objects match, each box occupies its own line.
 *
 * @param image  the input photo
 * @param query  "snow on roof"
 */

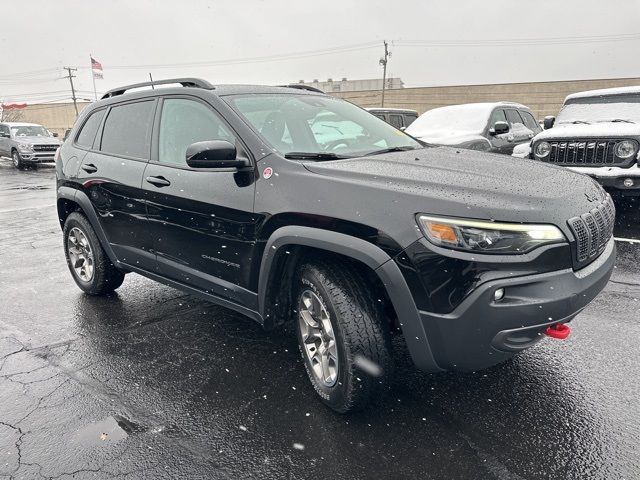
xmin=2 ymin=122 xmax=41 ymax=127
xmin=565 ymin=85 xmax=640 ymax=102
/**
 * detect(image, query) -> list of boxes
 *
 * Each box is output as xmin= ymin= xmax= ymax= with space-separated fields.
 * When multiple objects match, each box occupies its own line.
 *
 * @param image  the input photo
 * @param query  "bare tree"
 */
xmin=0 ymin=109 xmax=24 ymax=122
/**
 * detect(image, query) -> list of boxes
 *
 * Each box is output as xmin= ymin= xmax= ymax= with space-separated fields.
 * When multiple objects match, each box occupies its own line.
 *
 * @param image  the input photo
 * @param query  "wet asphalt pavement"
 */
xmin=0 ymin=159 xmax=638 ymax=480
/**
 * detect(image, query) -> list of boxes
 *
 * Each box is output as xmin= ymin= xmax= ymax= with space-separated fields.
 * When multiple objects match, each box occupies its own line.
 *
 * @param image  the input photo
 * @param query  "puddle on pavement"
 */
xmin=72 ymin=415 xmax=146 ymax=446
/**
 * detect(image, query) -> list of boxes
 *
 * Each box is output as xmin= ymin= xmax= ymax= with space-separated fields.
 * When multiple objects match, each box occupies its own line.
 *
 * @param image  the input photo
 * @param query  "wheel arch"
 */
xmin=258 ymin=226 xmax=443 ymax=372
xmin=57 ymin=187 xmax=119 ymax=266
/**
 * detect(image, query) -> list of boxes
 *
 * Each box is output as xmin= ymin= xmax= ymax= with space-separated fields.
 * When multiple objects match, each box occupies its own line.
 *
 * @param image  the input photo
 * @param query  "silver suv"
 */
xmin=0 ymin=122 xmax=62 ymax=169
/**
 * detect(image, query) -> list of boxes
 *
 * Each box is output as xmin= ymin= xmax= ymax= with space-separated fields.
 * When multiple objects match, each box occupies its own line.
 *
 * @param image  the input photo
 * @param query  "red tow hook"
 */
xmin=545 ymin=323 xmax=571 ymax=340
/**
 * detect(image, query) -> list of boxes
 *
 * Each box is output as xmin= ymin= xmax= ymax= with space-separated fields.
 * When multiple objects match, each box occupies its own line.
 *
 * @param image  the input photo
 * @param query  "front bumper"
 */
xmin=18 ymin=152 xmax=56 ymax=163
xmin=568 ymin=164 xmax=640 ymax=195
xmin=417 ymin=238 xmax=615 ymax=371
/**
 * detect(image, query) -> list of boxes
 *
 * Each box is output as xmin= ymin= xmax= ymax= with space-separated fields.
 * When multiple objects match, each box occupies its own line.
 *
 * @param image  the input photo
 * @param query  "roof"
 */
xmin=426 ymin=102 xmax=529 ymax=113
xmin=366 ymin=108 xmax=418 ymax=114
xmin=1 ymin=122 xmax=42 ymax=127
xmin=565 ymin=85 xmax=640 ymax=102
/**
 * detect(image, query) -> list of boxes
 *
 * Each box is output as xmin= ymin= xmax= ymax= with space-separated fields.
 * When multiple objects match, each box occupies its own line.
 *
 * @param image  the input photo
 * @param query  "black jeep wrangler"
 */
xmin=56 ymin=78 xmax=615 ymax=412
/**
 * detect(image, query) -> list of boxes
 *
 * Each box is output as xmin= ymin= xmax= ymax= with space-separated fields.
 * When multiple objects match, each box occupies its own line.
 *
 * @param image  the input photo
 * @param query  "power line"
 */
xmin=395 ymin=32 xmax=640 ymax=47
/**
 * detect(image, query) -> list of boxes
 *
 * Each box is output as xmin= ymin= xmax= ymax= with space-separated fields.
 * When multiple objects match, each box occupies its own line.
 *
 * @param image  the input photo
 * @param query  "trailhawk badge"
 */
xmin=263 ymin=167 xmax=274 ymax=179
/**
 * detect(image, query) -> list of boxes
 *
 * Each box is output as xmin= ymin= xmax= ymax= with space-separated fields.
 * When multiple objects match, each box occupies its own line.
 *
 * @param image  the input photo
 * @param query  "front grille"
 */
xmin=567 ymin=195 xmax=615 ymax=267
xmin=543 ymin=139 xmax=635 ymax=166
xmin=32 ymin=144 xmax=59 ymax=152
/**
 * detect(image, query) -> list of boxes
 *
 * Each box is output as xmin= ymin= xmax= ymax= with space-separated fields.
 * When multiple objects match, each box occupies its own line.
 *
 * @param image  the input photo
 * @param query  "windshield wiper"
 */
xmin=610 ymin=119 xmax=636 ymax=124
xmin=364 ymin=146 xmax=417 ymax=156
xmin=568 ymin=120 xmax=590 ymax=125
xmin=284 ymin=152 xmax=351 ymax=160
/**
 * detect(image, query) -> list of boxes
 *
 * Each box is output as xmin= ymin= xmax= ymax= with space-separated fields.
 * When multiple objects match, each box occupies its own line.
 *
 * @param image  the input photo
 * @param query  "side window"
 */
xmin=0 ymin=125 xmax=9 ymax=137
xmin=374 ymin=114 xmax=386 ymax=121
xmin=520 ymin=111 xmax=542 ymax=133
xmin=100 ymin=101 xmax=155 ymax=159
xmin=158 ymin=98 xmax=235 ymax=167
xmin=389 ymin=114 xmax=404 ymax=129
xmin=75 ymin=109 xmax=106 ymax=148
xmin=489 ymin=109 xmax=507 ymax=127
xmin=405 ymin=114 xmax=418 ymax=126
xmin=505 ymin=109 xmax=525 ymax=129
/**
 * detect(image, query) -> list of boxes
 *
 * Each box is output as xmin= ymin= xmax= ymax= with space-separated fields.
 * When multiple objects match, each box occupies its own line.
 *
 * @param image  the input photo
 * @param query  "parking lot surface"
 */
xmin=0 ymin=160 xmax=638 ymax=479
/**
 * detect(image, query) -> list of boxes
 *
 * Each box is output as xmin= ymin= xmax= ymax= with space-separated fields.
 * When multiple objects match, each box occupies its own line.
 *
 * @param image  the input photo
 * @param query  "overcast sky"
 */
xmin=1 ymin=0 xmax=639 ymax=103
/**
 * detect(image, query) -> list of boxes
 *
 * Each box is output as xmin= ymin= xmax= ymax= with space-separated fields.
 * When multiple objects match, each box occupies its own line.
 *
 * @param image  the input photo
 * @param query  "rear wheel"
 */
xmin=294 ymin=261 xmax=392 ymax=413
xmin=63 ymin=212 xmax=125 ymax=295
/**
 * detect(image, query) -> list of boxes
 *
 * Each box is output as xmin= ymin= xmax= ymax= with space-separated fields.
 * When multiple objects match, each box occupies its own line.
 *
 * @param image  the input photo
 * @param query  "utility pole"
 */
xmin=379 ymin=40 xmax=390 ymax=108
xmin=63 ymin=67 xmax=79 ymax=117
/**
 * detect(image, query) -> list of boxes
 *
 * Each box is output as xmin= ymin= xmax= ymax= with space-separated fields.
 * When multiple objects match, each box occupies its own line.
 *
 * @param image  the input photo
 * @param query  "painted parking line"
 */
xmin=614 ymin=237 xmax=640 ymax=244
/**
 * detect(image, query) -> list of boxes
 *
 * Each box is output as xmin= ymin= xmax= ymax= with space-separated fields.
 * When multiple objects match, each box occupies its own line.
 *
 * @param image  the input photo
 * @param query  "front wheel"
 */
xmin=295 ymin=261 xmax=392 ymax=413
xmin=12 ymin=151 xmax=26 ymax=169
xmin=63 ymin=212 xmax=125 ymax=295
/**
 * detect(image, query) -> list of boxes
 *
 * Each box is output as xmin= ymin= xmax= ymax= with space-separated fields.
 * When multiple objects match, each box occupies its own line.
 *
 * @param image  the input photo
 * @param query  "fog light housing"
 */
xmin=494 ymin=288 xmax=505 ymax=302
xmin=623 ymin=178 xmax=634 ymax=188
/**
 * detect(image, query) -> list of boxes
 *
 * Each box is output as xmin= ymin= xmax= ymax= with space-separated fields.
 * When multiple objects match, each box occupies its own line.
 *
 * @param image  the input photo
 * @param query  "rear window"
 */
xmin=100 ymin=101 xmax=155 ymax=159
xmin=405 ymin=114 xmax=418 ymax=126
xmin=75 ymin=109 xmax=106 ymax=148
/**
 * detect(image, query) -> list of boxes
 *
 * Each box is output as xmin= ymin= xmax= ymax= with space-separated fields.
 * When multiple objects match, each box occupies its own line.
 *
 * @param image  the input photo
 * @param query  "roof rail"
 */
xmin=278 ymin=84 xmax=325 ymax=94
xmin=101 ymin=78 xmax=215 ymax=99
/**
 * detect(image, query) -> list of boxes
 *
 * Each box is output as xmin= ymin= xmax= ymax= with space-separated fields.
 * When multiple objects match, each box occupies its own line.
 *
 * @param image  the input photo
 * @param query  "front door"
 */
xmin=0 ymin=124 xmax=10 ymax=156
xmin=143 ymin=97 xmax=258 ymax=307
xmin=487 ymin=108 xmax=513 ymax=154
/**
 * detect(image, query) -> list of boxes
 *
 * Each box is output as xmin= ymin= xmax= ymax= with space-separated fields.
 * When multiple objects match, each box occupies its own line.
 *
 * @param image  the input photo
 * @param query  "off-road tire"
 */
xmin=63 ymin=212 xmax=125 ymax=295
xmin=294 ymin=261 xmax=393 ymax=413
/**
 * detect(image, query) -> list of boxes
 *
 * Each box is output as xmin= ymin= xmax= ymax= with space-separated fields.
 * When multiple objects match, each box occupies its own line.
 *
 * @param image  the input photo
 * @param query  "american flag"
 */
xmin=91 ymin=57 xmax=103 ymax=79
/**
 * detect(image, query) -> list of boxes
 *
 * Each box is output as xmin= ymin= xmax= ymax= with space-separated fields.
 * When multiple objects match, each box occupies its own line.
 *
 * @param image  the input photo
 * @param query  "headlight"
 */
xmin=534 ymin=141 xmax=551 ymax=158
xmin=18 ymin=143 xmax=33 ymax=152
xmin=614 ymin=140 xmax=637 ymax=159
xmin=417 ymin=215 xmax=565 ymax=254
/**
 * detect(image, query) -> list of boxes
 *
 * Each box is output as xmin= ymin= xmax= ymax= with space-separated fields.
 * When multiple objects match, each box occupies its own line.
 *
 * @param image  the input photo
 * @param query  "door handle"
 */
xmin=81 ymin=163 xmax=98 ymax=173
xmin=146 ymin=175 xmax=171 ymax=187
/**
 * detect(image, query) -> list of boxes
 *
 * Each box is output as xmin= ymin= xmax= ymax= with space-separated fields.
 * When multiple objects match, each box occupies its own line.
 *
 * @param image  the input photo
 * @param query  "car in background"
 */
xmin=406 ymin=102 xmax=541 ymax=154
xmin=0 ymin=122 xmax=63 ymax=169
xmin=366 ymin=108 xmax=418 ymax=130
xmin=529 ymin=86 xmax=640 ymax=196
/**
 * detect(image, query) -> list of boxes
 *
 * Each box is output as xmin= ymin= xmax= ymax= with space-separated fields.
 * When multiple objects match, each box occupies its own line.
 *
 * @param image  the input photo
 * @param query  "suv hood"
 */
xmin=534 ymin=122 xmax=640 ymax=141
xmin=302 ymin=146 xmax=605 ymax=243
xmin=13 ymin=136 xmax=61 ymax=145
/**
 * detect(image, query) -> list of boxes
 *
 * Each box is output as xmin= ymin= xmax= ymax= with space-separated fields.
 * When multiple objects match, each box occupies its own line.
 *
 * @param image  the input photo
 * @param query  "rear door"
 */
xmin=77 ymin=100 xmax=157 ymax=270
xmin=142 ymin=96 xmax=257 ymax=307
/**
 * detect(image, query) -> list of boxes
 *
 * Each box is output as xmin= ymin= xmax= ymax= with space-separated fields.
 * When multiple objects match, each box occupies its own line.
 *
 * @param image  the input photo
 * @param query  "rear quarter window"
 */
xmin=75 ymin=109 xmax=106 ymax=148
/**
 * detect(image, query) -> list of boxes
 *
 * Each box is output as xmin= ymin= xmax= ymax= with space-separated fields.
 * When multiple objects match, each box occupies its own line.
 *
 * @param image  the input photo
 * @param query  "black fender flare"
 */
xmin=57 ymin=186 xmax=120 ymax=267
xmin=258 ymin=226 xmax=442 ymax=372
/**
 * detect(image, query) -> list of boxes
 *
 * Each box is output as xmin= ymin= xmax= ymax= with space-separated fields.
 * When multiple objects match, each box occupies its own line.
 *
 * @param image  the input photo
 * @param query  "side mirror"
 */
xmin=185 ymin=140 xmax=249 ymax=169
xmin=490 ymin=121 xmax=510 ymax=135
xmin=543 ymin=116 xmax=555 ymax=129
xmin=52 ymin=132 xmax=59 ymax=138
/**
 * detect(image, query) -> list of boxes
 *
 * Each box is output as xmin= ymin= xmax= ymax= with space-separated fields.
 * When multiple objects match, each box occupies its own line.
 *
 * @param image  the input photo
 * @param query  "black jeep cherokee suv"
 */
xmin=56 ymin=78 xmax=616 ymax=413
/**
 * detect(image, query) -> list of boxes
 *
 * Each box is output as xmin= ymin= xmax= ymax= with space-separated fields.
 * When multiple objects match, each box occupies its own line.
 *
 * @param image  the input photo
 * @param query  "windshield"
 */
xmin=11 ymin=125 xmax=51 ymax=138
xmin=557 ymin=94 xmax=640 ymax=124
xmin=228 ymin=94 xmax=421 ymax=157
xmin=406 ymin=104 xmax=491 ymax=137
